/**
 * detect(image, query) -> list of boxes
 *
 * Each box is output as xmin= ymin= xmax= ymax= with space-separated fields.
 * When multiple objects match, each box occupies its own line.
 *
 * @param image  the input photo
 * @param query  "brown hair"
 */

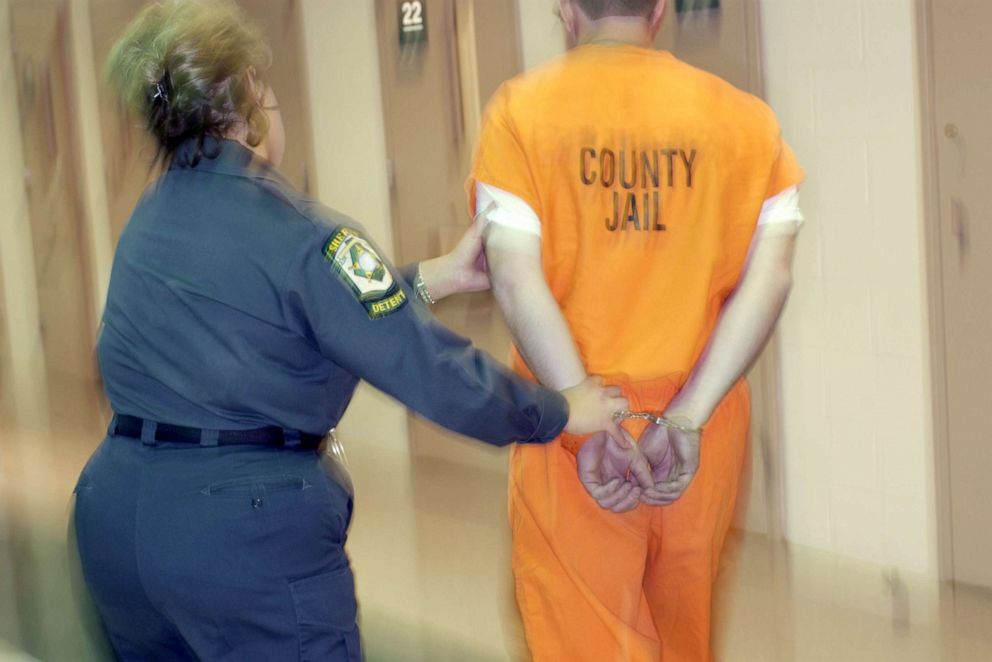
xmin=105 ymin=0 xmax=271 ymax=166
xmin=573 ymin=0 xmax=658 ymax=20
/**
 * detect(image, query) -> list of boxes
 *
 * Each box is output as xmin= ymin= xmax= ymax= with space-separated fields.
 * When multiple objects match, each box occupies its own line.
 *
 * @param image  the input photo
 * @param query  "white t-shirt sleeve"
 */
xmin=758 ymin=185 xmax=804 ymax=228
xmin=475 ymin=182 xmax=542 ymax=237
xmin=475 ymin=182 xmax=803 ymax=239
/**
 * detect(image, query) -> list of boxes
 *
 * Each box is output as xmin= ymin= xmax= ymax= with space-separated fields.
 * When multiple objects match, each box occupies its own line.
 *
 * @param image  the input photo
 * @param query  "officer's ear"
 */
xmin=242 ymin=67 xmax=275 ymax=149
xmin=649 ymin=0 xmax=668 ymax=35
xmin=245 ymin=67 xmax=265 ymax=105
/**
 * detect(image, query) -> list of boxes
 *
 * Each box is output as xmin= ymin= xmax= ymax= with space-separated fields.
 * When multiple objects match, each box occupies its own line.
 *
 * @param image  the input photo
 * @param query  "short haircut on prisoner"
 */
xmin=572 ymin=0 xmax=658 ymax=20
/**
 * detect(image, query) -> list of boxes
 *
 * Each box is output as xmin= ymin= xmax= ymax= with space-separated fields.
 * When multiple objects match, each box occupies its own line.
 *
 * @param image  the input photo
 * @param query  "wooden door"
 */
xmin=10 ymin=0 xmax=95 ymax=402
xmin=89 ymin=0 xmax=159 ymax=243
xmin=371 ymin=4 xmax=527 ymax=654
xmin=0 ymin=233 xmax=10 ymax=419
xmin=928 ymin=0 xmax=992 ymax=589
xmin=375 ymin=0 xmax=522 ymax=468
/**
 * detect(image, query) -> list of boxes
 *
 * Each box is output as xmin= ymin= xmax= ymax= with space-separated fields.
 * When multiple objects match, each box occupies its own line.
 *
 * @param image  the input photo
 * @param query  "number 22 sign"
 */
xmin=399 ymin=0 xmax=427 ymax=45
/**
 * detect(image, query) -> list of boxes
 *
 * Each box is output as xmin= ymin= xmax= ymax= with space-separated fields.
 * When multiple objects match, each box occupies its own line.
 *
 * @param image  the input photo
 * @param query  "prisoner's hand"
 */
xmin=561 ymin=376 xmax=629 ymax=447
xmin=576 ymin=431 xmax=651 ymax=513
xmin=640 ymin=418 xmax=700 ymax=505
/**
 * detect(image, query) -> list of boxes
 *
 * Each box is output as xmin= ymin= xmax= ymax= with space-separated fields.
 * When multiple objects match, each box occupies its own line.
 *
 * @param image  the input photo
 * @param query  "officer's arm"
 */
xmin=485 ymin=226 xmax=587 ymax=391
xmin=665 ymin=225 xmax=797 ymax=427
xmin=285 ymin=228 xmax=567 ymax=446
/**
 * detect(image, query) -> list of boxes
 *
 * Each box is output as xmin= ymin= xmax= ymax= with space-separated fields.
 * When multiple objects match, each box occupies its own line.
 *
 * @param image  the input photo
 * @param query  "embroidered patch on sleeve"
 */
xmin=323 ymin=227 xmax=408 ymax=319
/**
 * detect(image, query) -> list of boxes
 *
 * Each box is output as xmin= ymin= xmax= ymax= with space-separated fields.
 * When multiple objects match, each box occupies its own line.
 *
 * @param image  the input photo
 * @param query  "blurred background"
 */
xmin=1 ymin=0 xmax=990 ymax=659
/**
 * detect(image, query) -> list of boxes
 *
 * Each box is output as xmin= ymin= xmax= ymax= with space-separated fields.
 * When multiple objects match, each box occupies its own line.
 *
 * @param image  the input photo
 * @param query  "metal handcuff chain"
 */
xmin=612 ymin=410 xmax=702 ymax=435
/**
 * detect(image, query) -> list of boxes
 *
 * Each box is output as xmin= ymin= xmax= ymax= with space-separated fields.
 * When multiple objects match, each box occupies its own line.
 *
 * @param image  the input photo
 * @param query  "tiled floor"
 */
xmin=345 ymin=435 xmax=992 ymax=662
xmin=1 ymin=379 xmax=990 ymax=661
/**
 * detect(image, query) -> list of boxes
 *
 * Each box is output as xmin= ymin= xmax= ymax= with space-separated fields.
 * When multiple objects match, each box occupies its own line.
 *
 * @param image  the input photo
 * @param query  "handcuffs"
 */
xmin=612 ymin=410 xmax=702 ymax=435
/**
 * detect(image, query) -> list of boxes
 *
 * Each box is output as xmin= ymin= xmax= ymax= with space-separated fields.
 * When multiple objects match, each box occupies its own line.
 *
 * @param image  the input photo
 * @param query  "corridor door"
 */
xmin=928 ymin=0 xmax=992 ymax=589
xmin=10 ymin=0 xmax=94 ymax=411
xmin=375 ymin=0 xmax=522 ymax=467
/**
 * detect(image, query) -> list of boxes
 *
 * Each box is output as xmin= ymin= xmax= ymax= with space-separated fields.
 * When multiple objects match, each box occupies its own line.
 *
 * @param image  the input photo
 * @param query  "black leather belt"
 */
xmin=111 ymin=414 xmax=324 ymax=449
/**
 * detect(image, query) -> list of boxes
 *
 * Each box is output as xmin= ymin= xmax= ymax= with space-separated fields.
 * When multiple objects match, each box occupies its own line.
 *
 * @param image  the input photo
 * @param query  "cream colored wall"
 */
xmin=299 ymin=0 xmax=409 ymax=453
xmin=0 ymin=0 xmax=49 ymax=429
xmin=517 ymin=0 xmax=566 ymax=70
xmin=762 ymin=0 xmax=935 ymax=574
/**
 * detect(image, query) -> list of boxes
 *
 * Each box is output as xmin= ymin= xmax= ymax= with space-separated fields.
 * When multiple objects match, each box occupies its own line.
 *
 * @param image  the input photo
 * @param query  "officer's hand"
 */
xmin=576 ymin=431 xmax=651 ymax=513
xmin=639 ymin=418 xmax=701 ymax=505
xmin=561 ymin=376 xmax=630 ymax=447
xmin=446 ymin=211 xmax=491 ymax=293
xmin=419 ymin=213 xmax=491 ymax=301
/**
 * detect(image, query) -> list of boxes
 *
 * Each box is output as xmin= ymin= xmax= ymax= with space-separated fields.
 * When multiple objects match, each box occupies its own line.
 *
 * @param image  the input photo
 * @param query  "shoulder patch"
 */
xmin=323 ymin=227 xmax=408 ymax=319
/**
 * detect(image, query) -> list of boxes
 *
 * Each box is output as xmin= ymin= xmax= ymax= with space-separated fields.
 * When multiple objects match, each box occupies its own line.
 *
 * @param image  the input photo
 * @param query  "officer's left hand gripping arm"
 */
xmin=395 ymin=214 xmax=490 ymax=301
xmin=285 ymin=228 xmax=565 ymax=446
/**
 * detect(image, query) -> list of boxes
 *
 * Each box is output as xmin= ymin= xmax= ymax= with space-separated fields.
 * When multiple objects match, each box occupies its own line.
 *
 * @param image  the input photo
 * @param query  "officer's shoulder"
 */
xmin=251 ymin=175 xmax=362 ymax=241
xmin=293 ymin=198 xmax=365 ymax=240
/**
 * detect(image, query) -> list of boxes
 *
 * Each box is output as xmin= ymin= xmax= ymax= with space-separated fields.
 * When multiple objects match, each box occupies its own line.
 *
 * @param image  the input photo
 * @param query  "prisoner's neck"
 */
xmin=579 ymin=17 xmax=654 ymax=49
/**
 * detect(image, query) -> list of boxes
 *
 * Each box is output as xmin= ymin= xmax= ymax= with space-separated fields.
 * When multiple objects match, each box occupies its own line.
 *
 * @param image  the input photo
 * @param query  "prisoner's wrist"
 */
xmin=662 ymin=397 xmax=706 ymax=432
xmin=660 ymin=412 xmax=703 ymax=434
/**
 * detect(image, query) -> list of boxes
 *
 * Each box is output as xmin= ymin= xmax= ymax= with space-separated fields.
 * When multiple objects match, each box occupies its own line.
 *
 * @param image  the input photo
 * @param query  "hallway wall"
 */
xmin=298 ymin=0 xmax=410 ymax=453
xmin=761 ymin=0 xmax=935 ymax=574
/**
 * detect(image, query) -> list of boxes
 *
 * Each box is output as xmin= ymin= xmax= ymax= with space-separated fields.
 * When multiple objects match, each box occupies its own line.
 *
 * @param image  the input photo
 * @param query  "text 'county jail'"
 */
xmin=580 ymin=147 xmax=698 ymax=232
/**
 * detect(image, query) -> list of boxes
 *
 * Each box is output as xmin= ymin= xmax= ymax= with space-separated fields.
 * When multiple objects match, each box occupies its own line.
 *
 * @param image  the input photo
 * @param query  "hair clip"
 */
xmin=151 ymin=79 xmax=168 ymax=103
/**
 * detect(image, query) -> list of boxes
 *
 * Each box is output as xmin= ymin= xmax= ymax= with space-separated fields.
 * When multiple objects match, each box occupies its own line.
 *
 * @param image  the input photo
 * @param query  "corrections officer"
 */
xmin=469 ymin=0 xmax=805 ymax=659
xmin=71 ymin=1 xmax=627 ymax=660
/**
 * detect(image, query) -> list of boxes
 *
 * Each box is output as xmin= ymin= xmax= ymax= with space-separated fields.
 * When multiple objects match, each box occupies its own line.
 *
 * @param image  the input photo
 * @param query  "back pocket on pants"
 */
xmin=289 ymin=566 xmax=362 ymax=661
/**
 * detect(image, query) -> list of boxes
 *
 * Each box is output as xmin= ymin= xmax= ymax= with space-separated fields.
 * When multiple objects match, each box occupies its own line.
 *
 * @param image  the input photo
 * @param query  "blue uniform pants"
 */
xmin=73 ymin=434 xmax=361 ymax=661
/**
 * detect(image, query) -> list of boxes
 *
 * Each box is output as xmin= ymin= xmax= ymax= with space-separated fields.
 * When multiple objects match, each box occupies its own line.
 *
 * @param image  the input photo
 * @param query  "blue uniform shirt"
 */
xmin=98 ymin=138 xmax=567 ymax=445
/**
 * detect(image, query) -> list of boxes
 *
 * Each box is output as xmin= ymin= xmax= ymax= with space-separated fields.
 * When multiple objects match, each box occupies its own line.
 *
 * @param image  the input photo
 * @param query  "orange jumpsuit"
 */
xmin=468 ymin=44 xmax=805 ymax=661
